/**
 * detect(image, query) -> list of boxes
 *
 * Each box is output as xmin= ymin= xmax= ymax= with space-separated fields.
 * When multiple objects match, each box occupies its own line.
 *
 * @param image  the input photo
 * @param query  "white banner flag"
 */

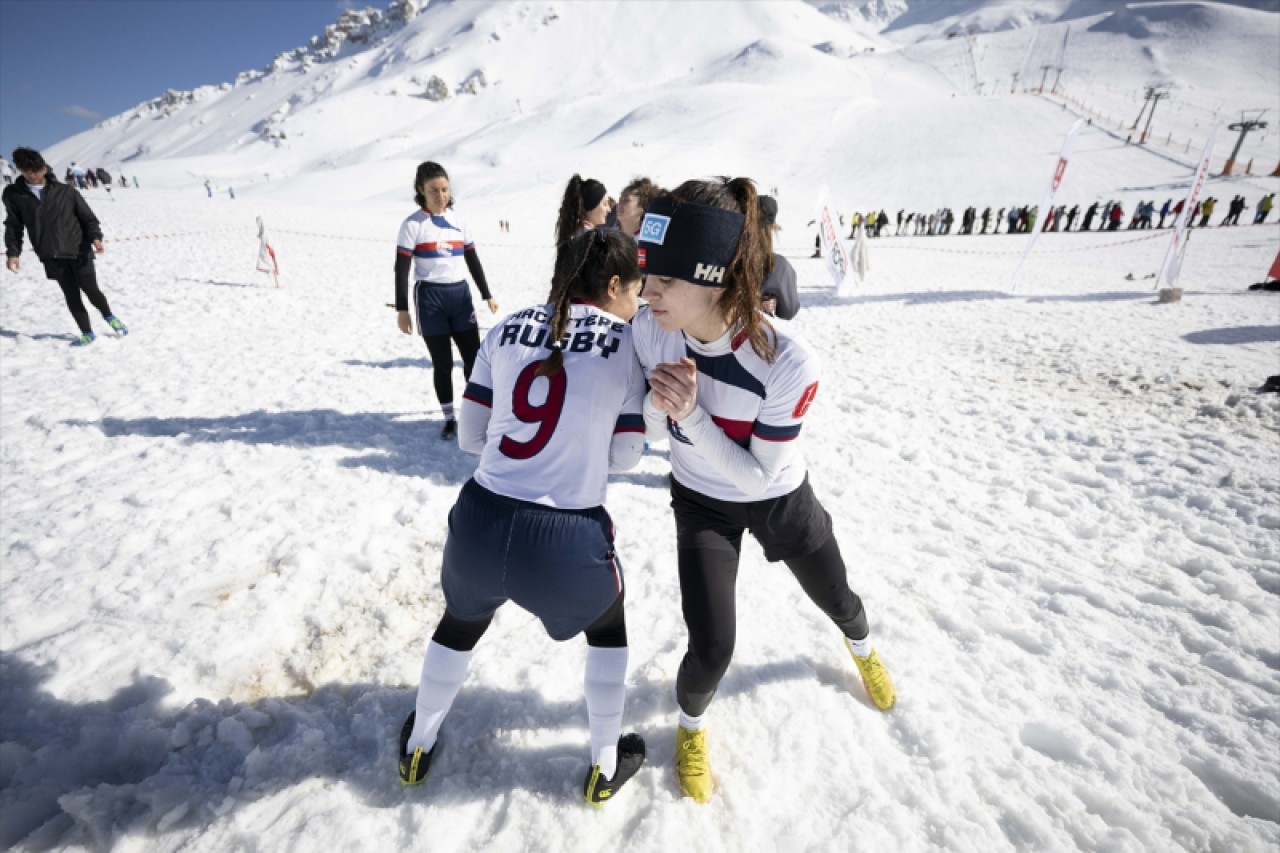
xmin=1010 ymin=117 xmax=1086 ymax=290
xmin=814 ymin=186 xmax=857 ymax=297
xmin=1155 ymin=123 xmax=1222 ymax=291
xmin=255 ymin=216 xmax=280 ymax=287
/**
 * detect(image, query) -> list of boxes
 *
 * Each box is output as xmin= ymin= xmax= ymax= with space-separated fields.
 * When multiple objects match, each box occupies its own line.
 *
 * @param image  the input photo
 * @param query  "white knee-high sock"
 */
xmin=584 ymin=646 xmax=629 ymax=780
xmin=407 ymin=641 xmax=472 ymax=752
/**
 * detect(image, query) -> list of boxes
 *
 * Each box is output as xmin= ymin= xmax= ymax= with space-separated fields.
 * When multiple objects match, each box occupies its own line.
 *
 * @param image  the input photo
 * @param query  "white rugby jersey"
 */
xmin=395 ymin=207 xmax=474 ymax=283
xmin=459 ymin=302 xmax=648 ymax=509
xmin=631 ymin=306 xmax=820 ymax=502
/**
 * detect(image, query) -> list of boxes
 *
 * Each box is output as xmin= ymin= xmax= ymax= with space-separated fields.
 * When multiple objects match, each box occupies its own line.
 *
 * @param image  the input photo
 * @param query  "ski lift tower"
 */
xmin=1223 ymin=110 xmax=1268 ymax=175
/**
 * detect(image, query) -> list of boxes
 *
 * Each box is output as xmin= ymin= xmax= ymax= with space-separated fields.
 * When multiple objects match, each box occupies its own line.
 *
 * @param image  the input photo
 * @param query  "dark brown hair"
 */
xmin=538 ymin=228 xmax=639 ymax=377
xmin=621 ymin=176 xmax=663 ymax=210
xmin=413 ymin=161 xmax=451 ymax=209
xmin=668 ymin=177 xmax=775 ymax=363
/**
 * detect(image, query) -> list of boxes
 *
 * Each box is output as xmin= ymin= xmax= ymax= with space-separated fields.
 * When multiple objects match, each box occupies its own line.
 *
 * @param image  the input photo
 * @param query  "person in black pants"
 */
xmin=4 ymin=147 xmax=127 ymax=346
xmin=632 ymin=178 xmax=896 ymax=805
xmin=394 ymin=162 xmax=498 ymax=438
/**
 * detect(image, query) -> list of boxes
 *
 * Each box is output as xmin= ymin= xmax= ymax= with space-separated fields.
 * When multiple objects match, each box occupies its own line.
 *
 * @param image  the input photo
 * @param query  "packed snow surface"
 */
xmin=3 ymin=0 xmax=1279 ymax=850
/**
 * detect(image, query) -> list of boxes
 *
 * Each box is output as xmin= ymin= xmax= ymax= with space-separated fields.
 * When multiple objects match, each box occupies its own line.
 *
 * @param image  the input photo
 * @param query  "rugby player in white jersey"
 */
xmin=394 ymin=161 xmax=500 ymax=439
xmin=631 ymin=178 xmax=897 ymax=804
xmin=398 ymin=228 xmax=649 ymax=807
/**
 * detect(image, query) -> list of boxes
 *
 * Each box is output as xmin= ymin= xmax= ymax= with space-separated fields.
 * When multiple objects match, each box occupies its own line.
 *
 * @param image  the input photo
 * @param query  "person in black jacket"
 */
xmin=757 ymin=195 xmax=800 ymax=320
xmin=4 ymin=148 xmax=127 ymax=346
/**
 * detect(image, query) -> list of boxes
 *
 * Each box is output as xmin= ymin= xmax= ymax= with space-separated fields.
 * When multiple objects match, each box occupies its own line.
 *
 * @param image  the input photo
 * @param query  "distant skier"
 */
xmin=3 ymin=147 xmax=128 ymax=346
xmin=1197 ymin=197 xmax=1216 ymax=227
xmin=1157 ymin=198 xmax=1172 ymax=228
xmin=1065 ymin=205 xmax=1079 ymax=231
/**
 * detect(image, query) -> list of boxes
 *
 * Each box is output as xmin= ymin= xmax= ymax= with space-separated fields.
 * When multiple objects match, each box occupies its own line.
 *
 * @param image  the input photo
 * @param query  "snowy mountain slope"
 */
xmin=39 ymin=0 xmax=1280 ymax=219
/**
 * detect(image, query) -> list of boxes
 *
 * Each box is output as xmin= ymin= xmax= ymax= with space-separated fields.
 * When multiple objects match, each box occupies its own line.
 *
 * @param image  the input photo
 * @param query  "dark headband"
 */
xmin=636 ymin=196 xmax=744 ymax=286
xmin=581 ymin=179 xmax=607 ymax=213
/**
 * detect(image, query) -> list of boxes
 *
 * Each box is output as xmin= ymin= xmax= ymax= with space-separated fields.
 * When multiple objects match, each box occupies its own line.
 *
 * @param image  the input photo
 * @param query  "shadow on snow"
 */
xmin=0 ymin=650 xmax=846 ymax=848
xmin=67 ymin=409 xmax=477 ymax=481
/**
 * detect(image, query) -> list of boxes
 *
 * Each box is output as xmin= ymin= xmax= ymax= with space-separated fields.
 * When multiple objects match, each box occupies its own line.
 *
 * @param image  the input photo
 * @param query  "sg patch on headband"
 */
xmin=639 ymin=213 xmax=670 ymax=244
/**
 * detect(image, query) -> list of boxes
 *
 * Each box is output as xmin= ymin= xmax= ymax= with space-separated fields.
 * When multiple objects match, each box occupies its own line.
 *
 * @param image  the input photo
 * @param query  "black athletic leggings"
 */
xmin=432 ymin=591 xmax=628 ymax=652
xmin=423 ymin=329 xmax=481 ymax=406
xmin=676 ymin=534 xmax=867 ymax=717
xmin=49 ymin=259 xmax=112 ymax=334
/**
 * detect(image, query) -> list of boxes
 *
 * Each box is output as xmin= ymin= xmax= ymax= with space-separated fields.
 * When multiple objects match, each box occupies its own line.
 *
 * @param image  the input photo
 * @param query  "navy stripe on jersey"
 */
xmin=685 ymin=345 xmax=766 ymax=399
xmin=753 ymin=422 xmax=803 ymax=442
xmin=615 ymin=413 xmax=645 ymax=434
xmin=462 ymin=382 xmax=493 ymax=407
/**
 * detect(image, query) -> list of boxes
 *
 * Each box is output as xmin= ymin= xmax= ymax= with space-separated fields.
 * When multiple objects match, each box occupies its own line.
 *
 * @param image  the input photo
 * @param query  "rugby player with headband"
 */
xmin=631 ymin=178 xmax=897 ymax=805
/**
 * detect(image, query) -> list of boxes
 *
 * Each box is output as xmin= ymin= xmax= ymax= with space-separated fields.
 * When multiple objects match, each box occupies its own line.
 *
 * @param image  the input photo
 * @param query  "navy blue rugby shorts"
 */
xmin=415 ymin=280 xmax=477 ymax=337
xmin=441 ymin=479 xmax=623 ymax=641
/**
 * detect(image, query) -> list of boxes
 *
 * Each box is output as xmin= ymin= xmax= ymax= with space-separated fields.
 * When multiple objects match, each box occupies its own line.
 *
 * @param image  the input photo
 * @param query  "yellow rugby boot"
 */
xmin=847 ymin=641 xmax=896 ymax=711
xmin=675 ymin=725 xmax=713 ymax=803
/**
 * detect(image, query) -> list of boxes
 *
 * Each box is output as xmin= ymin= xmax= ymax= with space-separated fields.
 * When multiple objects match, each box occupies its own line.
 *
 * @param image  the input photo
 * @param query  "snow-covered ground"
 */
xmin=3 ymin=0 xmax=1279 ymax=849
xmin=1 ymin=185 xmax=1276 ymax=851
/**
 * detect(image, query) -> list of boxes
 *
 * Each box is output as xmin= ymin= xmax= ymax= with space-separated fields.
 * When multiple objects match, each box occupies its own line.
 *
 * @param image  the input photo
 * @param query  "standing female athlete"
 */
xmin=631 ymin=178 xmax=896 ymax=804
xmin=395 ymin=161 xmax=499 ymax=439
xmin=398 ymin=228 xmax=650 ymax=806
xmin=553 ymin=174 xmax=610 ymax=247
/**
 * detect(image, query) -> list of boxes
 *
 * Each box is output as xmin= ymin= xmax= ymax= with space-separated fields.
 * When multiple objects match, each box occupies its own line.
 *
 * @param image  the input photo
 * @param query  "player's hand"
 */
xmin=5 ymin=257 xmax=18 ymax=273
xmin=396 ymin=310 xmax=413 ymax=335
xmin=649 ymin=357 xmax=698 ymax=421
xmin=485 ymin=298 xmax=499 ymax=314
xmin=92 ymin=239 xmax=104 ymax=254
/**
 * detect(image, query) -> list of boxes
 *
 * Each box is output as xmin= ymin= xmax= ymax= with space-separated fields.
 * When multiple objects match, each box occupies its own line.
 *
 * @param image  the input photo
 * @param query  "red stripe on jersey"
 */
xmin=731 ymin=328 xmax=750 ymax=351
xmin=396 ymin=247 xmax=413 ymax=256
xmin=462 ymin=391 xmax=491 ymax=407
xmin=415 ymin=240 xmax=466 ymax=252
xmin=710 ymin=415 xmax=753 ymax=442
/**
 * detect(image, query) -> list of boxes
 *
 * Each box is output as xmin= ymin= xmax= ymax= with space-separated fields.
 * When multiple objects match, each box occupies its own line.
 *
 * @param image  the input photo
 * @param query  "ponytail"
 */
xmin=554 ymin=174 xmax=585 ymax=248
xmin=538 ymin=229 xmax=639 ymax=377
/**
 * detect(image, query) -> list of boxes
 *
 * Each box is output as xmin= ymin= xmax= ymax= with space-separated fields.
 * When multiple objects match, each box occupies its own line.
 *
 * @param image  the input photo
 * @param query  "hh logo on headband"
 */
xmin=694 ymin=263 xmax=725 ymax=284
xmin=639 ymin=213 xmax=670 ymax=244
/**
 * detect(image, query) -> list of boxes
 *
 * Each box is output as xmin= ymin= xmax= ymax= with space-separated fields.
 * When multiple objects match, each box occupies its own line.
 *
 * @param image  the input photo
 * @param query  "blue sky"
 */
xmin=0 ymin=0 xmax=364 ymax=161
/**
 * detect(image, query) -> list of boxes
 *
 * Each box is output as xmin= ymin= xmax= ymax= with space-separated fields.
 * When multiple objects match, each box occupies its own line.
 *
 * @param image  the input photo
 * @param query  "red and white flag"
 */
xmin=814 ymin=186 xmax=857 ymax=297
xmin=1156 ymin=124 xmax=1222 ymax=291
xmin=1010 ymin=117 xmax=1085 ymax=290
xmin=255 ymin=216 xmax=280 ymax=287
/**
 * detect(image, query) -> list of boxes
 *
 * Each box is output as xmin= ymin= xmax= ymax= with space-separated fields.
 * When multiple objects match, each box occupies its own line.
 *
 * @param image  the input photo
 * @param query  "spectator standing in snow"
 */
xmin=1065 ymin=205 xmax=1080 ymax=231
xmin=632 ymin=177 xmax=895 ymax=805
xmin=394 ymin=160 xmax=499 ymax=440
xmin=1220 ymin=196 xmax=1246 ymax=226
xmin=757 ymin=195 xmax=800 ymax=321
xmin=3 ymin=147 xmax=128 ymax=346
xmin=1256 ymin=194 xmax=1274 ymax=224
xmin=554 ymin=174 xmax=610 ymax=247
xmin=396 ymin=228 xmax=649 ymax=806
xmin=1108 ymin=203 xmax=1123 ymax=231
xmin=1198 ymin=198 xmax=1216 ymax=227
xmin=1157 ymin=199 xmax=1172 ymax=228
xmin=204 ymin=179 xmax=212 ymax=198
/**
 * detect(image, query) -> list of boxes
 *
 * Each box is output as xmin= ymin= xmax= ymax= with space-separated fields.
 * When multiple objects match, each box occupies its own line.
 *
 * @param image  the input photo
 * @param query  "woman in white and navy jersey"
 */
xmin=395 ymin=162 xmax=500 ymax=439
xmin=553 ymin=174 xmax=611 ymax=248
xmin=398 ymin=228 xmax=649 ymax=807
xmin=631 ymin=178 xmax=897 ymax=804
